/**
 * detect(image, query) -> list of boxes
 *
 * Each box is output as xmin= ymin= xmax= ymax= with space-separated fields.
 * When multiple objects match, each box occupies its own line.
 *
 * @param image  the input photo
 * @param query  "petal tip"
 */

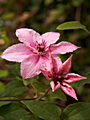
xmin=0 ymin=53 xmax=6 ymax=59
xmin=75 ymin=97 xmax=78 ymax=101
xmin=70 ymin=54 xmax=73 ymax=58
xmin=52 ymin=89 xmax=55 ymax=92
xmin=72 ymin=93 xmax=78 ymax=101
xmin=15 ymin=29 xmax=19 ymax=37
xmin=78 ymin=46 xmax=81 ymax=49
xmin=83 ymin=77 xmax=87 ymax=79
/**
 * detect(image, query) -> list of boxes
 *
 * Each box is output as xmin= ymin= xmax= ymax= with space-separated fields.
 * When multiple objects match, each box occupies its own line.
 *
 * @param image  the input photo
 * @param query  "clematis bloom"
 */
xmin=41 ymin=55 xmax=86 ymax=100
xmin=1 ymin=28 xmax=79 ymax=79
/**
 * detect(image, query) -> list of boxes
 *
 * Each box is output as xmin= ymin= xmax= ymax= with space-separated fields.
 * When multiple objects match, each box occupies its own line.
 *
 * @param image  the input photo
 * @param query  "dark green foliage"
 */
xmin=0 ymin=102 xmax=40 ymax=120
xmin=63 ymin=102 xmax=90 ymax=120
xmin=22 ymin=100 xmax=61 ymax=120
xmin=0 ymin=80 xmax=27 ymax=97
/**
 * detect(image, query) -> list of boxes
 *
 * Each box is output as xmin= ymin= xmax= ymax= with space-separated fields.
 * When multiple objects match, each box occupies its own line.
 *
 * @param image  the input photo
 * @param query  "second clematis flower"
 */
xmin=1 ymin=28 xmax=79 ymax=79
xmin=41 ymin=55 xmax=86 ymax=100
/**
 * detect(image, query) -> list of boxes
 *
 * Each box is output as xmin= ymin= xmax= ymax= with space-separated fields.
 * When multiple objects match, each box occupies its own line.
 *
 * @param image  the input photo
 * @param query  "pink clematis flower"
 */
xmin=41 ymin=55 xmax=86 ymax=100
xmin=1 ymin=28 xmax=79 ymax=79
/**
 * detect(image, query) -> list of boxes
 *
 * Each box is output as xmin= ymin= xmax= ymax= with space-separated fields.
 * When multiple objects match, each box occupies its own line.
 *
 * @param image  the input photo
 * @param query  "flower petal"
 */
xmin=21 ymin=55 xmax=42 ymax=79
xmin=50 ymin=55 xmax=62 ymax=74
xmin=61 ymin=82 xmax=78 ymax=100
xmin=50 ymin=41 xmax=79 ymax=54
xmin=16 ymin=28 xmax=42 ymax=47
xmin=41 ymin=55 xmax=62 ymax=81
xmin=41 ymin=54 xmax=51 ymax=71
xmin=42 ymin=32 xmax=60 ymax=47
xmin=41 ymin=55 xmax=62 ymax=74
xmin=52 ymin=55 xmax=62 ymax=72
xmin=40 ymin=55 xmax=53 ymax=80
xmin=59 ymin=55 xmax=72 ymax=75
xmin=64 ymin=73 xmax=86 ymax=83
xmin=50 ymin=81 xmax=60 ymax=92
xmin=41 ymin=69 xmax=52 ymax=80
xmin=1 ymin=43 xmax=32 ymax=62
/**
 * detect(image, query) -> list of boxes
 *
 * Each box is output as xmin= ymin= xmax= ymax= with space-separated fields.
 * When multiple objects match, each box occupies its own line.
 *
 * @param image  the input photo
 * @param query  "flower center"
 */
xmin=36 ymin=43 xmax=46 ymax=56
xmin=53 ymin=74 xmax=64 ymax=85
xmin=33 ymin=44 xmax=45 ymax=56
xmin=38 ymin=45 xmax=45 ymax=52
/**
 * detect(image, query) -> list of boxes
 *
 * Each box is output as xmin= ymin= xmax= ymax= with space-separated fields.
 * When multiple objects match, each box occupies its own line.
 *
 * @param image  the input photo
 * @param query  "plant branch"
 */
xmin=0 ymin=97 xmax=37 ymax=101
xmin=39 ymin=87 xmax=51 ymax=99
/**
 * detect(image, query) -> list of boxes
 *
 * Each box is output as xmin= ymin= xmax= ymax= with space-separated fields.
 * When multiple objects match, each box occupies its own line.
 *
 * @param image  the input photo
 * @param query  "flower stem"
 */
xmin=39 ymin=87 xmax=51 ymax=99
xmin=0 ymin=97 xmax=37 ymax=101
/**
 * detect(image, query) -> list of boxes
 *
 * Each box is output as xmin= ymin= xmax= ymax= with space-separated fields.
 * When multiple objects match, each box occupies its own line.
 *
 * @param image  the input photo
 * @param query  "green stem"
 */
xmin=39 ymin=87 xmax=51 ymax=99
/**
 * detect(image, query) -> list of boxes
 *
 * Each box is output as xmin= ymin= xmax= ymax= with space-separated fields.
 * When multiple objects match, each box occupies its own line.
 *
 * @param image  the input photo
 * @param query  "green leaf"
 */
xmin=47 ymin=88 xmax=67 ymax=101
xmin=31 ymin=80 xmax=48 ymax=93
xmin=56 ymin=21 xmax=88 ymax=32
xmin=0 ymin=70 xmax=9 ymax=77
xmin=7 ymin=63 xmax=20 ymax=77
xmin=72 ymin=0 xmax=84 ymax=7
xmin=22 ymin=100 xmax=61 ymax=120
xmin=0 ymin=82 xmax=5 ymax=93
xmin=0 ymin=80 xmax=27 ymax=97
xmin=63 ymin=102 xmax=90 ymax=120
xmin=1 ymin=32 xmax=10 ymax=46
xmin=2 ymin=13 xmax=14 ymax=20
xmin=0 ymin=102 xmax=40 ymax=120
xmin=22 ymin=77 xmax=35 ymax=86
xmin=3 ymin=109 xmax=38 ymax=120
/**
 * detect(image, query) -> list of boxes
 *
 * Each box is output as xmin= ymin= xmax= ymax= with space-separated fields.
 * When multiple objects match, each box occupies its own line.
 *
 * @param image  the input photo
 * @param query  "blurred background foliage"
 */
xmin=0 ymin=0 xmax=90 ymax=119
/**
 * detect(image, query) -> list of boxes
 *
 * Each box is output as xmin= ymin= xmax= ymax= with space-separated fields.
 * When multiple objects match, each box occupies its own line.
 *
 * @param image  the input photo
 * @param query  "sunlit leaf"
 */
xmin=2 ymin=13 xmax=14 ymax=20
xmin=0 ymin=70 xmax=9 ymax=77
xmin=57 ymin=21 xmax=88 ymax=32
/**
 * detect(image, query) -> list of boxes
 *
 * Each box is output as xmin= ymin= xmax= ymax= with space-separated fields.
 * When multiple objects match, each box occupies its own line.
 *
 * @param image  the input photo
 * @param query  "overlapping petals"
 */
xmin=1 ymin=28 xmax=86 ymax=100
xmin=59 ymin=55 xmax=72 ymax=75
xmin=50 ymin=81 xmax=60 ymax=92
xmin=1 ymin=28 xmax=79 ymax=79
xmin=41 ymin=55 xmax=86 ymax=100
xmin=21 ymin=55 xmax=41 ymax=79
